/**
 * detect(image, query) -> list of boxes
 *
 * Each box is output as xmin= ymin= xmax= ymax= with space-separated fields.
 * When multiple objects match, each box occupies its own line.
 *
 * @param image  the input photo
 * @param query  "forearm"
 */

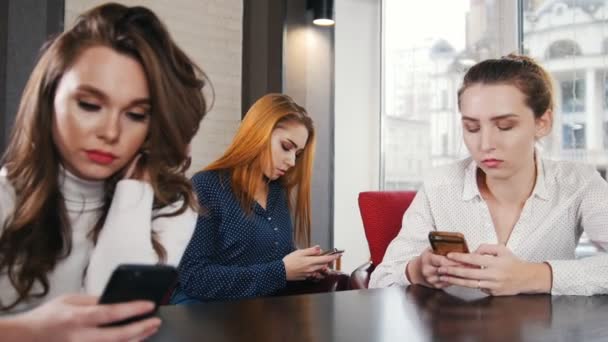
xmin=86 ymin=180 xmax=155 ymax=295
xmin=179 ymin=260 xmax=287 ymax=300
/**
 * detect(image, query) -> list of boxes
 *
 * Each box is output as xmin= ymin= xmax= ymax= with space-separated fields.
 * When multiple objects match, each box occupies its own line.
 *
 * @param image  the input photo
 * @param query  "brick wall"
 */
xmin=65 ymin=0 xmax=243 ymax=175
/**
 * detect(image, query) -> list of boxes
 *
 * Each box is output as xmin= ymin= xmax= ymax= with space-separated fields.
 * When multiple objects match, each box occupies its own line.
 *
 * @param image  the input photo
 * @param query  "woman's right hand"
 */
xmin=15 ymin=294 xmax=161 ymax=342
xmin=283 ymin=246 xmax=342 ymax=281
xmin=408 ymin=247 xmax=463 ymax=289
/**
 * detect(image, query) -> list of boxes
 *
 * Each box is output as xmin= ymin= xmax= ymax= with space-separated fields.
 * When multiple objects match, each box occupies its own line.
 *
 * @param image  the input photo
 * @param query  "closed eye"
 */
xmin=464 ymin=125 xmax=480 ymax=133
xmin=78 ymin=101 xmax=101 ymax=112
xmin=127 ymin=112 xmax=149 ymax=122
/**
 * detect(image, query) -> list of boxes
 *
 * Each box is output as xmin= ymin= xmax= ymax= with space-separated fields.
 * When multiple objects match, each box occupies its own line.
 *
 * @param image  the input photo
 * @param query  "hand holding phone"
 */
xmin=98 ymin=264 xmax=178 ymax=326
xmin=428 ymin=231 xmax=469 ymax=256
xmin=319 ymin=248 xmax=344 ymax=256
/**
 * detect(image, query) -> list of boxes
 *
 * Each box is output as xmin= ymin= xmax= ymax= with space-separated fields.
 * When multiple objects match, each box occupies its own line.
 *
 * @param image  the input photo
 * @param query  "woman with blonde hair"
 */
xmin=172 ymin=93 xmax=340 ymax=303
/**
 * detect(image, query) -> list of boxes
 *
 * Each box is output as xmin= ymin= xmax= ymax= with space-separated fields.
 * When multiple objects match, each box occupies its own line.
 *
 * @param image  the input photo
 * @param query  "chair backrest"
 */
xmin=358 ymin=191 xmax=417 ymax=266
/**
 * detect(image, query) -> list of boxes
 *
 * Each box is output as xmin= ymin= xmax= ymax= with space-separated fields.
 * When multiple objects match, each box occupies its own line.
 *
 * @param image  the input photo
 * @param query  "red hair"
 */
xmin=205 ymin=94 xmax=315 ymax=247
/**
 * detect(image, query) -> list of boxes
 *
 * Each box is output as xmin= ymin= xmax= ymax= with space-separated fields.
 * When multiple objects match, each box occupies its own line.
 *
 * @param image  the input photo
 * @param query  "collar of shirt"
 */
xmin=461 ymin=151 xmax=550 ymax=202
xmin=252 ymin=179 xmax=283 ymax=215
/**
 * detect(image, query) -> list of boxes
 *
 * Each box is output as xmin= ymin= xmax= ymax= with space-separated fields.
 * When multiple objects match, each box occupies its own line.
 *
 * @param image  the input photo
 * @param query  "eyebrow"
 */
xmin=461 ymin=113 xmax=518 ymax=122
xmin=76 ymin=84 xmax=151 ymax=107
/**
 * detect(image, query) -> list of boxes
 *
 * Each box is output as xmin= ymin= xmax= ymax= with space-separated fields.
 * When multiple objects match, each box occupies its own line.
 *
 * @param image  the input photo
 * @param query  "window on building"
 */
xmin=562 ymin=123 xmax=586 ymax=149
xmin=545 ymin=39 xmax=582 ymax=59
xmin=560 ymin=79 xmax=586 ymax=113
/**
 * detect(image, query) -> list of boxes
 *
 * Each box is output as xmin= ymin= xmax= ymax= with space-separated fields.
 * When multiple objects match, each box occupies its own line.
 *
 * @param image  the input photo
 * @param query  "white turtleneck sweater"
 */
xmin=0 ymin=169 xmax=197 ymax=314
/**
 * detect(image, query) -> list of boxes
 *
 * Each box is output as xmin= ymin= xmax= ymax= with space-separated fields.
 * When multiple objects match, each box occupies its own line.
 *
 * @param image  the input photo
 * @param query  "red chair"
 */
xmin=350 ymin=191 xmax=417 ymax=289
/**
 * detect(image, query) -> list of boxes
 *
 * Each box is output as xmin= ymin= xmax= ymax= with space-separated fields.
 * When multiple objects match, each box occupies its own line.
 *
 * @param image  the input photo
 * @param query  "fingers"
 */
xmin=83 ymin=317 xmax=161 ymax=342
xmin=438 ymin=275 xmax=495 ymax=291
xmin=123 ymin=154 xmax=143 ymax=179
xmin=429 ymin=253 xmax=464 ymax=268
xmin=60 ymin=294 xmax=100 ymax=306
xmin=474 ymin=243 xmax=503 ymax=256
xmin=438 ymin=265 xmax=489 ymax=280
xmin=83 ymin=301 xmax=155 ymax=326
xmin=297 ymin=246 xmax=322 ymax=257
xmin=446 ymin=252 xmax=493 ymax=268
xmin=311 ymin=254 xmax=341 ymax=265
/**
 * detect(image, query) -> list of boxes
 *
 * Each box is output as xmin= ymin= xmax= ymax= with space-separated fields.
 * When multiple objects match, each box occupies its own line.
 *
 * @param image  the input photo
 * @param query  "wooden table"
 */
xmin=150 ymin=286 xmax=608 ymax=342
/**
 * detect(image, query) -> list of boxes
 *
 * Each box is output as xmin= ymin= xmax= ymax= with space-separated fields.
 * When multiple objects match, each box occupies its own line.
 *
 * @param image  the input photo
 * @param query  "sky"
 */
xmin=384 ymin=0 xmax=470 ymax=51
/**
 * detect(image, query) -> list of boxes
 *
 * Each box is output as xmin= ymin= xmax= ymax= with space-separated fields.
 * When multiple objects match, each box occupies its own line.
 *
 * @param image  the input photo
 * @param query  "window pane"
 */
xmin=522 ymin=0 xmax=608 ymax=167
xmin=522 ymin=0 xmax=608 ymax=257
xmin=382 ymin=0 xmax=503 ymax=190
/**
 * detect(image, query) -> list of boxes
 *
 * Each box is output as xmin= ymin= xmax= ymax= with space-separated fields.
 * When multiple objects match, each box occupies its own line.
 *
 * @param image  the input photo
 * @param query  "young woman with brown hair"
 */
xmin=0 ymin=3 xmax=208 ymax=339
xmin=172 ymin=93 xmax=341 ymax=303
xmin=371 ymin=54 xmax=608 ymax=296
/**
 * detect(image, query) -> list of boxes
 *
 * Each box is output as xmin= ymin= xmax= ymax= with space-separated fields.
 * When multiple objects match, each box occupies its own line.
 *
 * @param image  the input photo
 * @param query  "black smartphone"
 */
xmin=98 ymin=264 xmax=178 ymax=326
xmin=320 ymin=248 xmax=345 ymax=256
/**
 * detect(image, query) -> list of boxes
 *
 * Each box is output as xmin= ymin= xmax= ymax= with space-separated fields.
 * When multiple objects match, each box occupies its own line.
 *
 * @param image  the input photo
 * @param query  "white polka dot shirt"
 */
xmin=174 ymin=170 xmax=294 ymax=302
xmin=370 ymin=157 xmax=608 ymax=295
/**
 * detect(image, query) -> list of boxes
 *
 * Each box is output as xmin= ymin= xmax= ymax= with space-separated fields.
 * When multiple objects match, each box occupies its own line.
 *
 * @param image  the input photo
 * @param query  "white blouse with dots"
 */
xmin=0 ymin=168 xmax=196 ymax=314
xmin=370 ymin=157 xmax=608 ymax=296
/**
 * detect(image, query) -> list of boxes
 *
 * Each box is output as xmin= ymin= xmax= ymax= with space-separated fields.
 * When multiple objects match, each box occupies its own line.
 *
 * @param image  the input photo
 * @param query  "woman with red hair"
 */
xmin=172 ymin=94 xmax=340 ymax=303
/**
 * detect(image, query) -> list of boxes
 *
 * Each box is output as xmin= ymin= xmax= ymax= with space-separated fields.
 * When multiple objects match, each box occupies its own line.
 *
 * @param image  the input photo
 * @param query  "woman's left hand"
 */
xmin=437 ymin=244 xmax=552 ymax=296
xmin=123 ymin=152 xmax=151 ymax=182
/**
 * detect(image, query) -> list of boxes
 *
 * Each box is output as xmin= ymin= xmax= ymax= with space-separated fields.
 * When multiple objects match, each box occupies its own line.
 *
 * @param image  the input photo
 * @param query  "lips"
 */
xmin=481 ymin=158 xmax=503 ymax=168
xmin=85 ymin=150 xmax=117 ymax=165
xmin=276 ymin=168 xmax=287 ymax=176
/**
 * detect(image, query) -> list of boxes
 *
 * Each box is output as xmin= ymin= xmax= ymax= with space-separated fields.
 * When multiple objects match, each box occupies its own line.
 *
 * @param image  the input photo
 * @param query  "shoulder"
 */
xmin=190 ymin=169 xmax=232 ymax=207
xmin=542 ymin=158 xmax=602 ymax=188
xmin=421 ymin=158 xmax=470 ymax=190
xmin=191 ymin=170 xmax=229 ymax=193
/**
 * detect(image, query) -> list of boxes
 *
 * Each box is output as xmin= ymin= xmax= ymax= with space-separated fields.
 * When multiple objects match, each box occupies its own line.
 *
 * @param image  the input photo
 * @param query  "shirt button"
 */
xmin=274 ymin=227 xmax=278 ymax=231
xmin=274 ymin=241 xmax=278 ymax=245
xmin=267 ymin=217 xmax=272 ymax=221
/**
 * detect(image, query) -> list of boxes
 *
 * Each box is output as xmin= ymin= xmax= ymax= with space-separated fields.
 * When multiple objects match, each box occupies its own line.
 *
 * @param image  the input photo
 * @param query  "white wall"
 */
xmin=334 ymin=0 xmax=381 ymax=272
xmin=65 ymin=0 xmax=243 ymax=175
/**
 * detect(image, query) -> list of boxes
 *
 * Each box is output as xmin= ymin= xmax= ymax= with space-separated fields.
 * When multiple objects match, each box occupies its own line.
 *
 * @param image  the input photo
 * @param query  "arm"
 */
xmin=85 ymin=180 xmax=196 ymax=295
xmin=546 ymin=172 xmax=608 ymax=296
xmin=0 ymin=294 xmax=159 ymax=342
xmin=369 ymin=187 xmax=436 ymax=288
xmin=177 ymin=202 xmax=287 ymax=301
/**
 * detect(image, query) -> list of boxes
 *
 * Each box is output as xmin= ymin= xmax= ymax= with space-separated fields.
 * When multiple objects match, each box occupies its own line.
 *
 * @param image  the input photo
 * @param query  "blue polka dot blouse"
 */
xmin=173 ymin=170 xmax=295 ymax=302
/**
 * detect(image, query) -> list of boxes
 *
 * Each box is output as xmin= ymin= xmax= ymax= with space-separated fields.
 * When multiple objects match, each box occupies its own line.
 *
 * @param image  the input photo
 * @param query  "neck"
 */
xmin=479 ymin=158 xmax=536 ymax=206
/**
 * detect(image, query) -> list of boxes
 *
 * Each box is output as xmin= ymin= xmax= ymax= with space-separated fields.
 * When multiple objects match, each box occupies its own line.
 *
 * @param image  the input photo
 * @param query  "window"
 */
xmin=382 ymin=0 xmax=607 ymax=256
xmin=381 ymin=0 xmax=503 ymax=190
xmin=562 ymin=123 xmax=586 ymax=149
xmin=523 ymin=0 xmax=608 ymax=166
xmin=560 ymin=79 xmax=586 ymax=113
xmin=545 ymin=40 xmax=582 ymax=59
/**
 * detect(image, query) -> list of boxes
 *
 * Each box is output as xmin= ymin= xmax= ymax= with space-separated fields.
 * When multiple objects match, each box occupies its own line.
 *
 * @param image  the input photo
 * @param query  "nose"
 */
xmin=480 ymin=127 xmax=496 ymax=152
xmin=285 ymin=151 xmax=296 ymax=168
xmin=97 ymin=111 xmax=120 ymax=143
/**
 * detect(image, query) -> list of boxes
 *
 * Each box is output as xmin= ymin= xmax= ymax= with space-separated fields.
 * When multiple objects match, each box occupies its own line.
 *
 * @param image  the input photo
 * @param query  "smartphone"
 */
xmin=320 ymin=248 xmax=344 ymax=256
xmin=98 ymin=264 xmax=178 ymax=326
xmin=428 ymin=231 xmax=469 ymax=256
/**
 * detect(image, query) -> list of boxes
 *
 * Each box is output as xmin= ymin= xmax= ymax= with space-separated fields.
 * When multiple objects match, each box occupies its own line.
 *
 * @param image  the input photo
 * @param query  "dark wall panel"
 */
xmin=0 ymin=0 xmax=64 ymax=153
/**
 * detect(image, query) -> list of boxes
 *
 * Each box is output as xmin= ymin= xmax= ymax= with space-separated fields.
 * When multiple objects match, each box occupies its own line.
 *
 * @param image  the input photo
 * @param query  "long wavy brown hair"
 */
xmin=205 ymin=94 xmax=315 ymax=248
xmin=0 ymin=3 xmax=209 ymax=310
